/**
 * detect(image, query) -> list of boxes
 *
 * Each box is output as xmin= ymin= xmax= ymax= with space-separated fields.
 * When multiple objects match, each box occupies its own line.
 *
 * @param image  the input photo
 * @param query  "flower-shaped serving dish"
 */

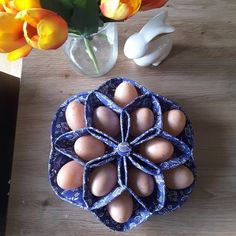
xmin=49 ymin=78 xmax=195 ymax=231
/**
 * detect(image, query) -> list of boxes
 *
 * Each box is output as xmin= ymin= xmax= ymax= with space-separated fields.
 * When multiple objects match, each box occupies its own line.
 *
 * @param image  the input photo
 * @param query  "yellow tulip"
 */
xmin=0 ymin=12 xmax=32 ymax=60
xmin=0 ymin=0 xmax=41 ymax=13
xmin=100 ymin=0 xmax=142 ymax=20
xmin=13 ymin=0 xmax=41 ymax=11
xmin=16 ymin=8 xmax=68 ymax=50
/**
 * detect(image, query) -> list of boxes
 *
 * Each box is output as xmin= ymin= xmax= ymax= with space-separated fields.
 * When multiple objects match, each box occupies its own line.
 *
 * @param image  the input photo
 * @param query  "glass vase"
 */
xmin=63 ymin=23 xmax=118 ymax=77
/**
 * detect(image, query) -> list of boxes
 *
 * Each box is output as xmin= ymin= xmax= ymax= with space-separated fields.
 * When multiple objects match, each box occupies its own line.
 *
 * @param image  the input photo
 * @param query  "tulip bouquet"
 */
xmin=0 ymin=0 xmax=167 ymax=63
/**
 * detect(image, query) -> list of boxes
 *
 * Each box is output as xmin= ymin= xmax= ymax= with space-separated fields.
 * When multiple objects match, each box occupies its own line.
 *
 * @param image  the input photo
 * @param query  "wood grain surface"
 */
xmin=5 ymin=0 xmax=236 ymax=235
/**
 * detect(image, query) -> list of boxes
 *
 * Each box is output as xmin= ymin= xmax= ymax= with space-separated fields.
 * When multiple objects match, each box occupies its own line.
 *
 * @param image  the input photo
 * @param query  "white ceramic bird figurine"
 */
xmin=124 ymin=11 xmax=175 ymax=67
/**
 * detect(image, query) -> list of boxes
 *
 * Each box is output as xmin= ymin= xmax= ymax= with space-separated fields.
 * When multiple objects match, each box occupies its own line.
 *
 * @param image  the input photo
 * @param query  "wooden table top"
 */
xmin=5 ymin=1 xmax=236 ymax=235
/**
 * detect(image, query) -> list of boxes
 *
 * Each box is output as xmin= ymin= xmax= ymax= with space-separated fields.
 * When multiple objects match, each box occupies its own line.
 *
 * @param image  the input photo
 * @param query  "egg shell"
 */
xmin=163 ymin=165 xmax=194 ymax=189
xmin=107 ymin=191 xmax=133 ymax=223
xmin=163 ymin=109 xmax=186 ymax=136
xmin=57 ymin=161 xmax=84 ymax=190
xmin=74 ymin=135 xmax=105 ymax=161
xmin=128 ymin=167 xmax=154 ymax=197
xmin=65 ymin=101 xmax=85 ymax=130
xmin=113 ymin=82 xmax=138 ymax=107
xmin=130 ymin=107 xmax=155 ymax=137
xmin=93 ymin=106 xmax=120 ymax=137
xmin=140 ymin=137 xmax=174 ymax=164
xmin=89 ymin=163 xmax=117 ymax=197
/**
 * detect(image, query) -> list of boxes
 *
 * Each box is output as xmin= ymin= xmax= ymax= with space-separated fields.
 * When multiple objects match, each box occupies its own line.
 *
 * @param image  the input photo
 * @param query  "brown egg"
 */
xmin=163 ymin=165 xmax=194 ymax=189
xmin=89 ymin=163 xmax=117 ymax=197
xmin=128 ymin=167 xmax=154 ymax=197
xmin=140 ymin=138 xmax=174 ymax=164
xmin=107 ymin=191 xmax=133 ymax=223
xmin=130 ymin=108 xmax=154 ymax=137
xmin=65 ymin=101 xmax=85 ymax=130
xmin=93 ymin=106 xmax=120 ymax=137
xmin=74 ymin=135 xmax=105 ymax=161
xmin=163 ymin=109 xmax=186 ymax=136
xmin=114 ymin=81 xmax=138 ymax=107
xmin=57 ymin=161 xmax=84 ymax=190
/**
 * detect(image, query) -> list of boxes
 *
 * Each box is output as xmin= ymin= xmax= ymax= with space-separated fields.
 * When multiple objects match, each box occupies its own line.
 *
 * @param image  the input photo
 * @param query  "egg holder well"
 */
xmin=49 ymin=77 xmax=195 ymax=231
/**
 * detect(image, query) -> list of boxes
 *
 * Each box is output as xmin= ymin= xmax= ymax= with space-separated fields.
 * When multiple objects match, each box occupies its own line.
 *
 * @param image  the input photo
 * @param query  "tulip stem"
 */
xmin=83 ymin=37 xmax=100 ymax=74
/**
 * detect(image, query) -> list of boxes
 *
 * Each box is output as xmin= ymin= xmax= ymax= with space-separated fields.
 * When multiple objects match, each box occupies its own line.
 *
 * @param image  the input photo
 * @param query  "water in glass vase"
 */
xmin=64 ymin=23 xmax=118 ymax=77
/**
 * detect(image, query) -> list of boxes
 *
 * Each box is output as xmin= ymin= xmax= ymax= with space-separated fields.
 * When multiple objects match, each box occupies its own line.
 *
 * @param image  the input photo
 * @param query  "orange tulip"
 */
xmin=0 ymin=0 xmax=41 ymax=13
xmin=0 ymin=0 xmax=17 ymax=14
xmin=100 ymin=0 xmax=142 ymax=20
xmin=140 ymin=0 xmax=168 ymax=11
xmin=0 ymin=8 xmax=68 ymax=61
xmin=0 ymin=12 xmax=32 ymax=60
xmin=16 ymin=8 xmax=68 ymax=50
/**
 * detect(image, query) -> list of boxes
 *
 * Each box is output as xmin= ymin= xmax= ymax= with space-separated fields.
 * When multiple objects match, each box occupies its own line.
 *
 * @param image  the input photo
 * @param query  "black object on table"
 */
xmin=0 ymin=72 xmax=20 ymax=236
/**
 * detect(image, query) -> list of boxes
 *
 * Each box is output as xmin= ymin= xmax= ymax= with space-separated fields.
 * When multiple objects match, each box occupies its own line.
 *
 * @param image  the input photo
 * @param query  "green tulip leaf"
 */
xmin=40 ymin=0 xmax=100 ymax=36
xmin=40 ymin=0 xmax=74 ymax=22
xmin=69 ymin=0 xmax=100 ymax=36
